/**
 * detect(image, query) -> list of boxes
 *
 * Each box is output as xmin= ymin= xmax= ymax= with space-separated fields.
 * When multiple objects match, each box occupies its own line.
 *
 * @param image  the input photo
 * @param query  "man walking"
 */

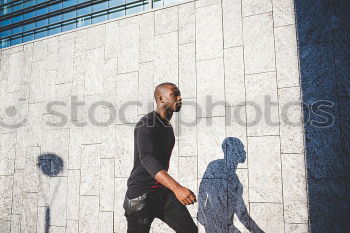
xmin=123 ymin=82 xmax=198 ymax=233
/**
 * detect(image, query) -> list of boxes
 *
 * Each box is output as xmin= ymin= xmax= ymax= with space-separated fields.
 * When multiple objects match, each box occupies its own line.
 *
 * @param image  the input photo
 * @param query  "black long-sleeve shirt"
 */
xmin=125 ymin=110 xmax=175 ymax=199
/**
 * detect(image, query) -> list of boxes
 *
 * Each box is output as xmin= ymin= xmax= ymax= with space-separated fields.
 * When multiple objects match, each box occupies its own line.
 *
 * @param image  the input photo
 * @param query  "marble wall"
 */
xmin=0 ymin=0 xmax=309 ymax=232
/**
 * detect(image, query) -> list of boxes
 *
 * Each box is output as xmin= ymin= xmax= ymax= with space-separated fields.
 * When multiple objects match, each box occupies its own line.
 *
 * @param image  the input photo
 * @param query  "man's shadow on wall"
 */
xmin=197 ymin=137 xmax=264 ymax=233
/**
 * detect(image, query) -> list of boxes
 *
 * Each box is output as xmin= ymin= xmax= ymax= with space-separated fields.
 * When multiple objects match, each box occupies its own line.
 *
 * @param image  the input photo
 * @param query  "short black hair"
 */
xmin=153 ymin=82 xmax=177 ymax=102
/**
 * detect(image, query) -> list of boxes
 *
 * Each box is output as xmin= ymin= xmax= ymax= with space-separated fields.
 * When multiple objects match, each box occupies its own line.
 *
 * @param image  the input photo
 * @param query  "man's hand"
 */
xmin=154 ymin=170 xmax=197 ymax=205
xmin=173 ymin=186 xmax=197 ymax=205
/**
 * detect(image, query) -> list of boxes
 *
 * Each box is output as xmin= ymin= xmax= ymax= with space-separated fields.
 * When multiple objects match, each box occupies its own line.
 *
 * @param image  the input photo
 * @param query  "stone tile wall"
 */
xmin=0 ymin=0 xmax=309 ymax=232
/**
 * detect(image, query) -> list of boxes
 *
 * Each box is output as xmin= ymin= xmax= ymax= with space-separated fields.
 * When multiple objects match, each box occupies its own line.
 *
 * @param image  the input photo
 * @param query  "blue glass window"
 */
xmin=23 ymin=0 xmax=35 ymax=8
xmin=109 ymin=0 xmax=125 ymax=7
xmin=0 ymin=38 xmax=10 ymax=48
xmin=91 ymin=12 xmax=108 ymax=24
xmin=2 ymin=5 xmax=12 ymax=15
xmin=23 ymin=22 xmax=35 ymax=31
xmin=0 ymin=18 xmax=11 ymax=26
xmin=0 ymin=29 xmax=11 ymax=37
xmin=11 ymin=36 xmax=22 ymax=45
xmin=63 ymin=0 xmax=76 ymax=8
xmin=35 ymin=18 xmax=48 ymax=28
xmin=77 ymin=6 xmax=91 ymax=17
xmin=35 ymin=6 xmax=48 ymax=16
xmin=125 ymin=2 xmax=143 ymax=15
xmin=49 ymin=15 xmax=62 ymax=24
xmin=11 ymin=26 xmax=23 ymax=35
xmin=12 ymin=2 xmax=23 ymax=12
xmin=49 ymin=3 xmax=62 ymax=11
xmin=63 ymin=10 xmax=76 ymax=20
xmin=62 ymin=20 xmax=76 ymax=32
xmin=93 ymin=2 xmax=108 ymax=12
xmin=48 ymin=25 xmax=61 ymax=35
xmin=23 ymin=11 xmax=35 ymax=20
xmin=0 ymin=0 xmax=179 ymax=49
xmin=11 ymin=14 xmax=23 ymax=23
xmin=108 ymin=7 xmax=124 ymax=19
xmin=34 ymin=29 xmax=47 ymax=39
xmin=23 ymin=33 xmax=34 ymax=42
xmin=76 ymin=16 xmax=91 ymax=27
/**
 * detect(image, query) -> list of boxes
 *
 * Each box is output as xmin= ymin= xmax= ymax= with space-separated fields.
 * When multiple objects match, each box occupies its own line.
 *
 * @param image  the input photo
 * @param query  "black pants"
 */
xmin=123 ymin=188 xmax=198 ymax=233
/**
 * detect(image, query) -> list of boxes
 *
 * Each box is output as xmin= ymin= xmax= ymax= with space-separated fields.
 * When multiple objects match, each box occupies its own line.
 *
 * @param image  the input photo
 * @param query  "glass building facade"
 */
xmin=0 ymin=0 xmax=178 ymax=49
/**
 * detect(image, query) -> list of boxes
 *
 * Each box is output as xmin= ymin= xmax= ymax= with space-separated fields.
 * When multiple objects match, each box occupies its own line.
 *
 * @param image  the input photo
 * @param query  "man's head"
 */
xmin=154 ymin=82 xmax=182 ymax=112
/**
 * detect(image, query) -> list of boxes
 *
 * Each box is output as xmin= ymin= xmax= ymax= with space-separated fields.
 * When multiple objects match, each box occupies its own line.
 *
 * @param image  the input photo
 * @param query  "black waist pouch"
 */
xmin=123 ymin=192 xmax=148 ymax=216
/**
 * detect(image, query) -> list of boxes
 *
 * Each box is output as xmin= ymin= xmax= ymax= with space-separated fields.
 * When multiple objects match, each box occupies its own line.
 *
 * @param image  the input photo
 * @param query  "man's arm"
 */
xmin=136 ymin=123 xmax=167 ymax=177
xmin=154 ymin=170 xmax=197 ymax=205
xmin=137 ymin=123 xmax=196 ymax=205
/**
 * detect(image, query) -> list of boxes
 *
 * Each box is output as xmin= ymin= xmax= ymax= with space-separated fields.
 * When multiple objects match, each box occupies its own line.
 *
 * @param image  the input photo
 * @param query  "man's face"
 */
xmin=163 ymin=85 xmax=182 ymax=112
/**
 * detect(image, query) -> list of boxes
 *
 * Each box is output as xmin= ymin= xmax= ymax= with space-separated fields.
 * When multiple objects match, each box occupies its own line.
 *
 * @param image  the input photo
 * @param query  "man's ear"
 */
xmin=159 ymin=96 xmax=164 ymax=103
